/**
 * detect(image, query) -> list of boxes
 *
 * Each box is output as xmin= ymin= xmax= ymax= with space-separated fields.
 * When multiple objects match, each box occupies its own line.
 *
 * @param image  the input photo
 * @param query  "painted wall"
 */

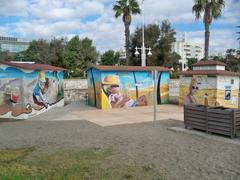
xmin=87 ymin=68 xmax=101 ymax=109
xmin=179 ymin=75 xmax=239 ymax=108
xmin=87 ymin=68 xmax=169 ymax=109
xmin=0 ymin=65 xmax=64 ymax=119
xmin=216 ymin=76 xmax=239 ymax=108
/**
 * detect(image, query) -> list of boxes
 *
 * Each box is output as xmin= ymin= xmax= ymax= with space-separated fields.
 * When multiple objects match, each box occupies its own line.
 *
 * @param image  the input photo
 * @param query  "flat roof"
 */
xmin=193 ymin=60 xmax=226 ymax=66
xmin=0 ymin=61 xmax=65 ymax=71
xmin=89 ymin=65 xmax=170 ymax=72
xmin=178 ymin=70 xmax=240 ymax=76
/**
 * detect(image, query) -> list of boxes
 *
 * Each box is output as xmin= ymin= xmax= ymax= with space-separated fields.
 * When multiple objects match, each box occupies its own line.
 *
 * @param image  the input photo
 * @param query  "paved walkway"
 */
xmin=29 ymin=102 xmax=183 ymax=127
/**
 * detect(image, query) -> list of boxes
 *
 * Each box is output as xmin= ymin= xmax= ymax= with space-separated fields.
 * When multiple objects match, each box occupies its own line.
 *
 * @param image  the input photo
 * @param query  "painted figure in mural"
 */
xmin=184 ymin=78 xmax=200 ymax=105
xmin=102 ymin=75 xmax=147 ymax=108
xmin=204 ymin=93 xmax=209 ymax=106
xmin=4 ymin=86 xmax=20 ymax=107
xmin=33 ymin=71 xmax=49 ymax=108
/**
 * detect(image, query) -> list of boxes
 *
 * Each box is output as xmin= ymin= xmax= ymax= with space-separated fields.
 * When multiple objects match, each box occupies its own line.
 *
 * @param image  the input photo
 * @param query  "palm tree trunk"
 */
xmin=124 ymin=22 xmax=130 ymax=65
xmin=204 ymin=22 xmax=210 ymax=60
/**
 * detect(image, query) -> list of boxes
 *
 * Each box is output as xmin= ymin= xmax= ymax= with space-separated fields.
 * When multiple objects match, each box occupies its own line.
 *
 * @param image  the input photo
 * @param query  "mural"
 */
xmin=179 ymin=75 xmax=239 ymax=108
xmin=0 ymin=66 xmax=64 ymax=119
xmin=87 ymin=69 xmax=169 ymax=109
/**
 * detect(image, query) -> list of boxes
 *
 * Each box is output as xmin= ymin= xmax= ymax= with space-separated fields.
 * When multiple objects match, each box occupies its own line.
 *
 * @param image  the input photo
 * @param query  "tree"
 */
xmin=165 ymin=52 xmax=181 ymax=71
xmin=63 ymin=36 xmax=98 ymax=77
xmin=187 ymin=58 xmax=198 ymax=70
xmin=101 ymin=50 xmax=120 ymax=65
xmin=130 ymin=24 xmax=160 ymax=66
xmin=23 ymin=39 xmax=50 ymax=63
xmin=0 ymin=50 xmax=12 ymax=61
xmin=192 ymin=0 xmax=225 ymax=60
xmin=49 ymin=38 xmax=65 ymax=67
xmin=23 ymin=38 xmax=66 ymax=67
xmin=130 ymin=21 xmax=176 ymax=66
xmin=113 ymin=0 xmax=140 ymax=65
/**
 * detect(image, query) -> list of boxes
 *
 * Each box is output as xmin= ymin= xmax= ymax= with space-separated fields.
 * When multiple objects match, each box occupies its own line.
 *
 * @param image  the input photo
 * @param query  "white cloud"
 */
xmin=187 ymin=29 xmax=238 ymax=54
xmin=29 ymin=0 xmax=104 ymax=20
xmin=0 ymin=0 xmax=238 ymax=54
xmin=216 ymin=0 xmax=240 ymax=25
xmin=0 ymin=0 xmax=28 ymax=16
xmin=14 ymin=20 xmax=81 ymax=39
xmin=0 ymin=26 xmax=11 ymax=36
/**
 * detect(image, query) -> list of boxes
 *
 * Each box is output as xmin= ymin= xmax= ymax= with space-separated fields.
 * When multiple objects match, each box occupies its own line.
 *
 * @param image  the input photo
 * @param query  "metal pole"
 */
xmin=153 ymin=69 xmax=157 ymax=126
xmin=141 ymin=0 xmax=146 ymax=67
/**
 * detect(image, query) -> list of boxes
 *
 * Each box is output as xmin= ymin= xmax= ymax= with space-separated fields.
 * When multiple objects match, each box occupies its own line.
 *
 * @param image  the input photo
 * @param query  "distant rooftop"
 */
xmin=178 ymin=70 xmax=240 ymax=76
xmin=193 ymin=60 xmax=226 ymax=67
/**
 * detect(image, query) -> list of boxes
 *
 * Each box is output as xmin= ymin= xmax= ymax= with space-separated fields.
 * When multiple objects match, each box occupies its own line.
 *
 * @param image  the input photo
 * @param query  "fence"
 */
xmin=184 ymin=104 xmax=240 ymax=138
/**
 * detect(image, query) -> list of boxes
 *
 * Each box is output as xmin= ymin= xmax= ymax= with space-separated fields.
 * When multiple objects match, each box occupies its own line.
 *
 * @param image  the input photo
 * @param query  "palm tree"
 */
xmin=192 ymin=0 xmax=225 ymax=60
xmin=113 ymin=0 xmax=141 ymax=65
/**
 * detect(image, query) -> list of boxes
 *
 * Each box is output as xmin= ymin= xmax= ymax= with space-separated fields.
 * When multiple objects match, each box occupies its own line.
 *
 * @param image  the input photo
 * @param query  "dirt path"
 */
xmin=0 ymin=118 xmax=239 ymax=180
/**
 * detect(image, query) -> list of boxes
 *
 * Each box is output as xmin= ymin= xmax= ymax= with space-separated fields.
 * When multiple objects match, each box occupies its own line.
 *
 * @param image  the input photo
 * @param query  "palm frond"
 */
xmin=129 ymin=0 xmax=141 ymax=14
xmin=211 ymin=0 xmax=225 ymax=19
xmin=192 ymin=4 xmax=203 ymax=19
xmin=113 ymin=4 xmax=123 ymax=17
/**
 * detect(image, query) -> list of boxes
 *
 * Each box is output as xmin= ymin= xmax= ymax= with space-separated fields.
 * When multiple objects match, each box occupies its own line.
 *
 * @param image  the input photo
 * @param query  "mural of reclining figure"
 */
xmin=102 ymin=75 xmax=147 ymax=108
xmin=184 ymin=78 xmax=199 ymax=105
xmin=33 ymin=71 xmax=49 ymax=109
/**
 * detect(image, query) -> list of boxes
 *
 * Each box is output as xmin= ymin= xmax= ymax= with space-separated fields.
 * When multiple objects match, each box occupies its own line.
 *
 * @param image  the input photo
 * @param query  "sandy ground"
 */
xmin=0 ymin=102 xmax=239 ymax=180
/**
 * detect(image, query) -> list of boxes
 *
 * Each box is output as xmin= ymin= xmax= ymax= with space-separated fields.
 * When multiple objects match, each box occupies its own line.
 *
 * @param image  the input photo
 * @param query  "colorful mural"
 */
xmin=87 ymin=68 xmax=169 ymax=109
xmin=0 ymin=66 xmax=64 ymax=119
xmin=179 ymin=75 xmax=239 ymax=108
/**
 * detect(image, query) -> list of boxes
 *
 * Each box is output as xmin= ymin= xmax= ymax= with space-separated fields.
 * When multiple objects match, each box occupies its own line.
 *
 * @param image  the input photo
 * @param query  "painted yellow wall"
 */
xmin=179 ymin=75 xmax=239 ymax=108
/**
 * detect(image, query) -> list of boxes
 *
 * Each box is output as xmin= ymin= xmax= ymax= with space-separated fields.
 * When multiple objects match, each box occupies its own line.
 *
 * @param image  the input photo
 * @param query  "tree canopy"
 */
xmin=100 ymin=50 xmax=120 ymax=65
xmin=187 ymin=58 xmax=198 ymax=70
xmin=0 ymin=36 xmax=98 ymax=78
xmin=192 ymin=0 xmax=225 ymax=59
xmin=63 ymin=36 xmax=98 ymax=77
xmin=113 ymin=0 xmax=140 ymax=65
xmin=130 ymin=20 xmax=177 ymax=67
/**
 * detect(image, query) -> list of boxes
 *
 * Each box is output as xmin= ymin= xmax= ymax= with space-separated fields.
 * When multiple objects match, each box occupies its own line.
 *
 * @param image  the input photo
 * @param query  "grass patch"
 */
xmin=0 ymin=148 xmax=166 ymax=180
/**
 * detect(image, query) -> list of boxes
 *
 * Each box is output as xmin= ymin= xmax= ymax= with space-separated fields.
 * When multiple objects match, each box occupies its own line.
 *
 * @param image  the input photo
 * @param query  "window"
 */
xmin=231 ymin=79 xmax=234 ymax=85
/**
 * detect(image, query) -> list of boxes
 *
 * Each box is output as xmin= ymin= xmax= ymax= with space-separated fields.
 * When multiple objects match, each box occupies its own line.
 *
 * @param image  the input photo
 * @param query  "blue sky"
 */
xmin=0 ymin=0 xmax=239 ymax=54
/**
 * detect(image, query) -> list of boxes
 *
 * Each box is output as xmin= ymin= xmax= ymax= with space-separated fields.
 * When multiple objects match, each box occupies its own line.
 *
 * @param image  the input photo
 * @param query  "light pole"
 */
xmin=134 ymin=0 xmax=152 ymax=66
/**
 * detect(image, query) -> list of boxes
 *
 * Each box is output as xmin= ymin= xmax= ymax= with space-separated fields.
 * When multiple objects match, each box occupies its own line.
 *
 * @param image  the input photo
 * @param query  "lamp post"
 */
xmin=134 ymin=0 xmax=152 ymax=66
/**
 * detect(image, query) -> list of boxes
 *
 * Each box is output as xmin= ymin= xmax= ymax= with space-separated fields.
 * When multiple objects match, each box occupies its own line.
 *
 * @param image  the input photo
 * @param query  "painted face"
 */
xmin=191 ymin=85 xmax=199 ymax=94
xmin=109 ymin=85 xmax=120 ymax=94
xmin=40 ymin=81 xmax=45 ymax=90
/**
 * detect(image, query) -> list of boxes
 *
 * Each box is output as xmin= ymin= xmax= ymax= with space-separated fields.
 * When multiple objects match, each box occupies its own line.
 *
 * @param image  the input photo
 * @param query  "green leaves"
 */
xmin=100 ymin=50 xmax=120 ymax=65
xmin=192 ymin=0 xmax=225 ymax=59
xmin=113 ymin=0 xmax=141 ymax=65
xmin=63 ymin=36 xmax=98 ymax=77
xmin=187 ymin=58 xmax=198 ymax=70
xmin=130 ymin=21 xmax=177 ymax=67
xmin=113 ymin=0 xmax=140 ymax=22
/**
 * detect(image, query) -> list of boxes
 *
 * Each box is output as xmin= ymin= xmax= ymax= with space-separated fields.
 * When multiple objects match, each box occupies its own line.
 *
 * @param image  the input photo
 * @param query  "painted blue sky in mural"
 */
xmin=101 ymin=71 xmax=169 ymax=91
xmin=0 ymin=67 xmax=64 ymax=80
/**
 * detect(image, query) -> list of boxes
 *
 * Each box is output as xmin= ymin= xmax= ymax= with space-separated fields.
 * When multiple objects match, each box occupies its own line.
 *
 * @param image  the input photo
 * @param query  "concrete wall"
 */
xmin=64 ymin=79 xmax=87 ymax=102
xmin=64 ymin=78 xmax=180 ymax=104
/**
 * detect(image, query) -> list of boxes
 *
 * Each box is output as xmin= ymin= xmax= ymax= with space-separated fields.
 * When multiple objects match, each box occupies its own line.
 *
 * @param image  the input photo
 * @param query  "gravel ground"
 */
xmin=0 ymin=104 xmax=239 ymax=180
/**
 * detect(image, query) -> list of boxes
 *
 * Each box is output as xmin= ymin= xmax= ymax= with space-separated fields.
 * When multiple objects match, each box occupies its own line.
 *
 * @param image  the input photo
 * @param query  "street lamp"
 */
xmin=134 ymin=0 xmax=152 ymax=66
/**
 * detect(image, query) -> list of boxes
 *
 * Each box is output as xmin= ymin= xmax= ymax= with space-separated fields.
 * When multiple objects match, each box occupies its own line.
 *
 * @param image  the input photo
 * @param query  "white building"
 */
xmin=172 ymin=33 xmax=204 ymax=70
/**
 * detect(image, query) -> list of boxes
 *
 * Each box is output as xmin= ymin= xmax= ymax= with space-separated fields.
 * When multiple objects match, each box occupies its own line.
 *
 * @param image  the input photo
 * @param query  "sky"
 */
xmin=0 ymin=0 xmax=239 ymax=55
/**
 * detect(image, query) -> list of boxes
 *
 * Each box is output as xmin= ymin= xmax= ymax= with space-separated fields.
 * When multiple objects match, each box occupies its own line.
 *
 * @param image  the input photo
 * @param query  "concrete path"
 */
xmin=29 ymin=102 xmax=183 ymax=127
